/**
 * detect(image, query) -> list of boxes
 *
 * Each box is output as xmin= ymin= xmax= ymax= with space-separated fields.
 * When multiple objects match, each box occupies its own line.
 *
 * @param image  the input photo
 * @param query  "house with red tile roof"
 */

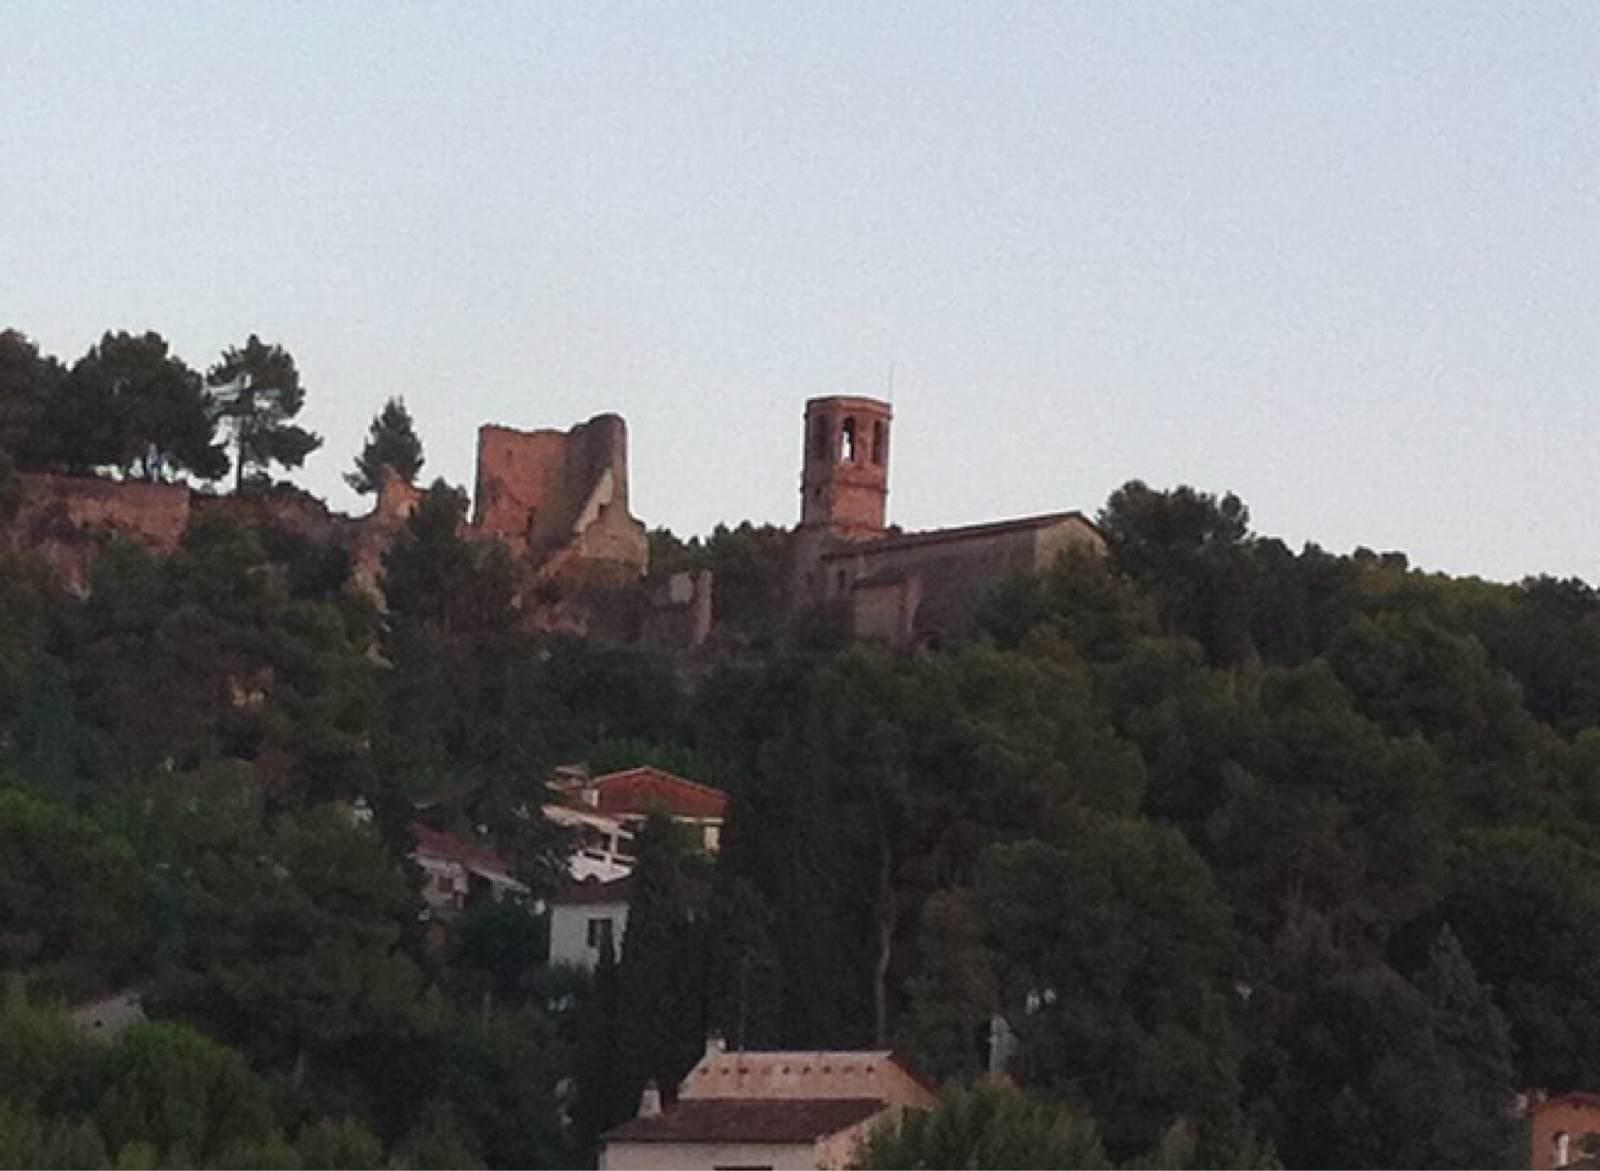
xmin=1529 ymin=1092 xmax=1600 ymax=1169
xmin=600 ymin=1038 xmax=935 ymax=1170
xmin=409 ymin=823 xmax=529 ymax=919
xmin=549 ymin=766 xmax=730 ymax=868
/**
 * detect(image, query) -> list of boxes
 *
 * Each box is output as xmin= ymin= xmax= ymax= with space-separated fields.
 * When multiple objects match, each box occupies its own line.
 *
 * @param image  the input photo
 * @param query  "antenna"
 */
xmin=886 ymin=360 xmax=896 ymax=405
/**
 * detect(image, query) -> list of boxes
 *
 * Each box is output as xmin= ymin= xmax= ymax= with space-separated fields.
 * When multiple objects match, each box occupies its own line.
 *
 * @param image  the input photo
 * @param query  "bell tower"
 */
xmin=799 ymin=395 xmax=891 ymax=539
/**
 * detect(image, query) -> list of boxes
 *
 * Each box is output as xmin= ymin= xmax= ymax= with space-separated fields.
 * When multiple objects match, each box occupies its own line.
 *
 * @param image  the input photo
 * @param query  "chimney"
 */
xmin=637 ymin=1081 xmax=661 ymax=1119
xmin=705 ymin=1033 xmax=726 ymax=1058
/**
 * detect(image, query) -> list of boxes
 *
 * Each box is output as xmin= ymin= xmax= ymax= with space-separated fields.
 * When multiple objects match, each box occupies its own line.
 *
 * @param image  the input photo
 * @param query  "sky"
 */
xmin=3 ymin=3 xmax=1597 ymax=582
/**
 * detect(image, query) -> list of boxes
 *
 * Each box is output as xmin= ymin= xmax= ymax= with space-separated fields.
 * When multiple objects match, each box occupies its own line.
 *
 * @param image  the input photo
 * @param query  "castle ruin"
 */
xmin=3 ymin=414 xmax=655 ymax=635
xmin=3 ymin=396 xmax=1101 ymax=652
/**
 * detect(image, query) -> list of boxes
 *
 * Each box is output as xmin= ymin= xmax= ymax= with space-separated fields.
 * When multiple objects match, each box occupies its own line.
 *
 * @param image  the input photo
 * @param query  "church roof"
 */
xmin=819 ymin=510 xmax=1099 ymax=559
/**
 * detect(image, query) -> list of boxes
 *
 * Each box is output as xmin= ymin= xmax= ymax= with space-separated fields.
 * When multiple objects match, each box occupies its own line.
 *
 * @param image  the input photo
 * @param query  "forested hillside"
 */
xmin=3 ymin=328 xmax=1599 ymax=1168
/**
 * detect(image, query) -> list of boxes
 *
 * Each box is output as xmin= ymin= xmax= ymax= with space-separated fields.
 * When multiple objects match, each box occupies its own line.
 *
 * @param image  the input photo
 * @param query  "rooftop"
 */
xmin=1534 ymin=1091 xmax=1600 ymax=1113
xmin=684 ymin=1046 xmax=937 ymax=1101
xmin=560 ymin=766 xmax=729 ymax=821
xmin=819 ymin=510 xmax=1098 ymax=559
xmin=603 ymin=1098 xmax=886 ymax=1145
xmin=410 ymin=823 xmax=525 ymax=890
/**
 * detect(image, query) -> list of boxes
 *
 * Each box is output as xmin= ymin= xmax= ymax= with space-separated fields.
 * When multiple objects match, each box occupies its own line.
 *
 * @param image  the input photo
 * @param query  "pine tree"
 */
xmin=1415 ymin=925 xmax=1520 ymax=1167
xmin=573 ymin=933 xmax=623 ymax=1158
xmin=0 ymin=329 xmax=62 ymax=469
xmin=49 ymin=331 xmax=227 ymax=481
xmin=616 ymin=814 xmax=707 ymax=1109
xmin=706 ymin=876 xmax=783 ymax=1050
xmin=347 ymin=397 xmax=425 ymax=495
xmin=207 ymin=334 xmax=321 ymax=490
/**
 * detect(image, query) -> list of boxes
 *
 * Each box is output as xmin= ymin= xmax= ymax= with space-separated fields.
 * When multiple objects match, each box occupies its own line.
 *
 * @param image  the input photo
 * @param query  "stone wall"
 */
xmin=473 ymin=415 xmax=648 ymax=580
xmin=639 ymin=570 xmax=714 ymax=651
xmin=7 ymin=473 xmax=190 ymax=593
xmin=3 ymin=409 xmax=656 ymax=640
xmin=191 ymin=486 xmax=340 ymax=544
xmin=817 ymin=513 xmax=1104 ymax=646
xmin=346 ymin=470 xmax=424 ymax=596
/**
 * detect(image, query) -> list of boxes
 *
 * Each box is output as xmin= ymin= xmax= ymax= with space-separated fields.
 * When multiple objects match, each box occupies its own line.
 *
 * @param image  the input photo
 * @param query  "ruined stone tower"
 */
xmin=799 ymin=395 xmax=891 ymax=538
xmin=471 ymin=414 xmax=648 ymax=586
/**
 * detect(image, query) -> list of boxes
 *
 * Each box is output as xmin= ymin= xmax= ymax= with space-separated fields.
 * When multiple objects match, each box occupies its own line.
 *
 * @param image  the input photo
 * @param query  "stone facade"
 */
xmin=790 ymin=394 xmax=1105 ymax=647
xmin=821 ymin=512 xmax=1104 ymax=645
xmin=3 ymin=414 xmax=651 ymax=634
xmin=473 ymin=415 xmax=648 ymax=585
xmin=639 ymin=569 xmax=715 ymax=652
xmin=799 ymin=396 xmax=891 ymax=538
xmin=5 ymin=395 xmax=1100 ymax=654
xmin=7 ymin=473 xmax=190 ymax=593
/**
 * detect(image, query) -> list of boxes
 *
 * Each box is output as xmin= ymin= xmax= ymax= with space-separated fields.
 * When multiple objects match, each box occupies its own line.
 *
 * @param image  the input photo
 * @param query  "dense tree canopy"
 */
xmin=45 ymin=331 xmax=228 ymax=481
xmin=5 ymin=364 xmax=1600 ymax=1170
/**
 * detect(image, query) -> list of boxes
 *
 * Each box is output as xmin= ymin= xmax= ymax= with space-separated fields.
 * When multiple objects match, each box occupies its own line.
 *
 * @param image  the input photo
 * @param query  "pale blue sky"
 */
xmin=3 ymin=3 xmax=1597 ymax=581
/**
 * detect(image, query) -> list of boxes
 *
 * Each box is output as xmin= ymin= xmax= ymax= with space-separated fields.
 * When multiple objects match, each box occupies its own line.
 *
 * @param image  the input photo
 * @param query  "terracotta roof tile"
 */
xmin=568 ymin=767 xmax=729 ymax=820
xmin=603 ymin=1098 xmax=886 ymax=1145
xmin=410 ymin=824 xmax=521 ymax=885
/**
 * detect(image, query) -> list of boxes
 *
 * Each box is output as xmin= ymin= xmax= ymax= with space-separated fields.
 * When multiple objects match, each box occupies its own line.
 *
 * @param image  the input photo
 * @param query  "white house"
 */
xmin=542 ymin=802 xmax=635 ymax=882
xmin=547 ymin=874 xmax=633 ymax=969
xmin=550 ymin=766 xmax=728 ymax=862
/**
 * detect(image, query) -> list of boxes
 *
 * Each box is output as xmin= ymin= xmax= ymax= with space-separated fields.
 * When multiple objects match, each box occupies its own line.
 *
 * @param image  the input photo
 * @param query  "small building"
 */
xmin=69 ymin=990 xmax=146 ymax=1043
xmin=1529 ymin=1092 xmax=1600 ymax=1169
xmin=548 ymin=875 xmax=634 ymax=970
xmin=600 ymin=1038 xmax=936 ymax=1171
xmin=552 ymin=766 xmax=729 ymax=858
xmin=818 ymin=511 xmax=1104 ymax=647
xmin=543 ymin=801 xmax=636 ymax=882
xmin=410 ymin=823 xmax=529 ymax=920
xmin=789 ymin=395 xmax=1105 ymax=648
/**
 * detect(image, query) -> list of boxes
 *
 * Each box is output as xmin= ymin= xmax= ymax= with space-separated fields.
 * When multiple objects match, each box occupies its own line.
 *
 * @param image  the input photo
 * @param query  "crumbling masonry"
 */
xmin=3 ymin=414 xmax=658 ymax=638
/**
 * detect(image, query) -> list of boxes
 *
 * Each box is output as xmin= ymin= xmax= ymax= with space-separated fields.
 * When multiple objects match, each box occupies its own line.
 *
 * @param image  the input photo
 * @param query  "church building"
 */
xmin=791 ymin=395 xmax=1104 ymax=647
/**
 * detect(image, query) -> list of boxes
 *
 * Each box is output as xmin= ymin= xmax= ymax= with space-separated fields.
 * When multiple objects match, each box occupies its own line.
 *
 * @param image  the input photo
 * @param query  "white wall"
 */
xmin=601 ymin=1139 xmax=811 ymax=1170
xmin=548 ymin=899 xmax=629 ymax=970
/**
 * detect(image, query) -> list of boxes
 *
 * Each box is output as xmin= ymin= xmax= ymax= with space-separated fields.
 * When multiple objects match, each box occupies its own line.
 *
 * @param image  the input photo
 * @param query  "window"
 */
xmin=586 ymin=917 xmax=614 ymax=950
xmin=840 ymin=416 xmax=857 ymax=462
xmin=872 ymin=419 xmax=887 ymax=465
xmin=1556 ymin=1131 xmax=1571 ymax=1168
